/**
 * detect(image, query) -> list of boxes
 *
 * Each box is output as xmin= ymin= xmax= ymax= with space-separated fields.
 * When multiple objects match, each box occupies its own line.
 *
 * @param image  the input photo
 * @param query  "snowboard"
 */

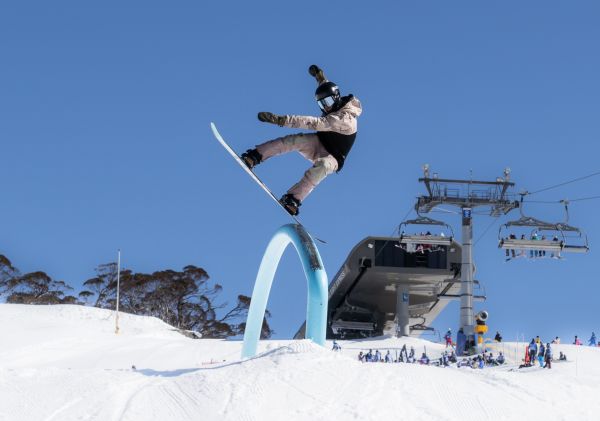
xmin=210 ymin=122 xmax=325 ymax=243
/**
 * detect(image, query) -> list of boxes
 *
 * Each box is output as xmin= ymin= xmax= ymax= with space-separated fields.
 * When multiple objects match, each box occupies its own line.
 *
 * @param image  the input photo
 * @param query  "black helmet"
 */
xmin=315 ymin=81 xmax=341 ymax=113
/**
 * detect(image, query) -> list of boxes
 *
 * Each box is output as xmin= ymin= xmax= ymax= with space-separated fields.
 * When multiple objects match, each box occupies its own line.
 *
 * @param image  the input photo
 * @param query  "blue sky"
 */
xmin=1 ymin=1 xmax=599 ymax=343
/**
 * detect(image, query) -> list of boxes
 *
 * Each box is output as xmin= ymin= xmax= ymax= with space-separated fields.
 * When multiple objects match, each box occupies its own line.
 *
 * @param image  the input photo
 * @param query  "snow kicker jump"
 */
xmin=241 ymin=224 xmax=328 ymax=359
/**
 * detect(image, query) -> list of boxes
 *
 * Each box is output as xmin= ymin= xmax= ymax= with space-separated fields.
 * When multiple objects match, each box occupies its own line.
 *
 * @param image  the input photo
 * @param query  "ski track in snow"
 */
xmin=2 ymin=304 xmax=600 ymax=421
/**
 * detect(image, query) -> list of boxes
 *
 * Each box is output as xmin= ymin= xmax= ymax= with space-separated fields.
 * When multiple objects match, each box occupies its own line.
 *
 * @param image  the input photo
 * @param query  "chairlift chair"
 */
xmin=398 ymin=216 xmax=454 ymax=248
xmin=498 ymin=199 xmax=589 ymax=255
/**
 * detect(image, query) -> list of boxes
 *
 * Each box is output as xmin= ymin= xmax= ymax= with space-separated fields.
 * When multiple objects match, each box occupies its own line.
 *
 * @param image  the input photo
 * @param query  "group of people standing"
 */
xmin=525 ymin=337 xmax=553 ymax=368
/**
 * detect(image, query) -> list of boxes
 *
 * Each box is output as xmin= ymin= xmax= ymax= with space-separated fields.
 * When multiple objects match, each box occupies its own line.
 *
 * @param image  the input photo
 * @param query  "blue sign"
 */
xmin=463 ymin=208 xmax=472 ymax=218
xmin=402 ymin=292 xmax=409 ymax=302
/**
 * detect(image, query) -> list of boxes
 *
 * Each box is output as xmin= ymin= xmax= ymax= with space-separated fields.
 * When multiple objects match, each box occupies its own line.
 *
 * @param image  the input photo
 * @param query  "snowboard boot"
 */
xmin=280 ymin=194 xmax=301 ymax=216
xmin=240 ymin=149 xmax=262 ymax=170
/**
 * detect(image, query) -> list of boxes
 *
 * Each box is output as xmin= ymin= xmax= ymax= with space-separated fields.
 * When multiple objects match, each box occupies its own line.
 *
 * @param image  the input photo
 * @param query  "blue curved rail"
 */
xmin=241 ymin=224 xmax=328 ymax=358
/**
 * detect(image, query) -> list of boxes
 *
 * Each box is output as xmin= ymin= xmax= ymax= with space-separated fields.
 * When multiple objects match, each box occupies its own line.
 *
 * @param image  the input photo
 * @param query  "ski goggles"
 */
xmin=317 ymin=95 xmax=337 ymax=111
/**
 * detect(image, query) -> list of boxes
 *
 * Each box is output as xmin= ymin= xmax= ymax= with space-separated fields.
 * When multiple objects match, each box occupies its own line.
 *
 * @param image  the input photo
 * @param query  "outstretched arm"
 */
xmin=284 ymin=112 xmax=356 ymax=134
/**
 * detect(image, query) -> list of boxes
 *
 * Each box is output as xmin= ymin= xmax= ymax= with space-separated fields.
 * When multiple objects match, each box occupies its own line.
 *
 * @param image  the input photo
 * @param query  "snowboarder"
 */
xmin=241 ymin=65 xmax=362 ymax=216
xmin=494 ymin=331 xmax=502 ymax=342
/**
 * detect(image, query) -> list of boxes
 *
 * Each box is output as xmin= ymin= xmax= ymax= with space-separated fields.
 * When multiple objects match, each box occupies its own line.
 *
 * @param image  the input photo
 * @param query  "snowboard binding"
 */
xmin=280 ymin=194 xmax=301 ymax=216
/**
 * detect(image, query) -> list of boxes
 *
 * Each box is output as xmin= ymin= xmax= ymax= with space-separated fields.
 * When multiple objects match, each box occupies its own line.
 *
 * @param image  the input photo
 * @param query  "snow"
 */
xmin=1 ymin=304 xmax=599 ymax=421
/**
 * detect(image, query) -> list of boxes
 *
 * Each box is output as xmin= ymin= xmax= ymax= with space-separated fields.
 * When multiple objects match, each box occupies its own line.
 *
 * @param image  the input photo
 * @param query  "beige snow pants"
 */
xmin=255 ymin=133 xmax=338 ymax=202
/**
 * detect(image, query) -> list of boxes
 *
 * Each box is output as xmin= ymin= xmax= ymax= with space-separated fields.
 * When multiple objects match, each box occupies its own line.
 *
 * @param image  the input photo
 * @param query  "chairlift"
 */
xmin=398 ymin=215 xmax=454 ymax=251
xmin=498 ymin=198 xmax=589 ymax=256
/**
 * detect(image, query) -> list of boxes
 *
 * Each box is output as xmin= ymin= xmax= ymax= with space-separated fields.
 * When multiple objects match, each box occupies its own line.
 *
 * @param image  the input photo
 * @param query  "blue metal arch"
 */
xmin=241 ymin=224 xmax=328 ymax=358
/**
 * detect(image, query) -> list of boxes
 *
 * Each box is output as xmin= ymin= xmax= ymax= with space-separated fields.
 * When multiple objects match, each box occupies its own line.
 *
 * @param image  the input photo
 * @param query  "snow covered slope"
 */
xmin=1 ymin=304 xmax=599 ymax=421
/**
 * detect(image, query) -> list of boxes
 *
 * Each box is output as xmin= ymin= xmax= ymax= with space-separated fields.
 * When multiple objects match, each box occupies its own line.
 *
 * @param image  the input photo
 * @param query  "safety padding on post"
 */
xmin=241 ymin=224 xmax=328 ymax=359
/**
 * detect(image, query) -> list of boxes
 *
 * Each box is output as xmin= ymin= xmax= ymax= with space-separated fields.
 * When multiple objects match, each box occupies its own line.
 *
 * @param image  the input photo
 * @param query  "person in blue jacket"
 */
xmin=529 ymin=339 xmax=538 ymax=365
xmin=538 ymin=343 xmax=546 ymax=367
xmin=589 ymin=332 xmax=597 ymax=346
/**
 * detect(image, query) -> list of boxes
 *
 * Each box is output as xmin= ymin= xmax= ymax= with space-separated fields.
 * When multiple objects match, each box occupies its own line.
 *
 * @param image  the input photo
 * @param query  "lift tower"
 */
xmin=415 ymin=166 xmax=517 ymax=349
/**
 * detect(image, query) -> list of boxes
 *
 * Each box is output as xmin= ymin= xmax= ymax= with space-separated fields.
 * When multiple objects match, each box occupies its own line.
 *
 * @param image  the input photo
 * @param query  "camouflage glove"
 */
xmin=257 ymin=112 xmax=286 ymax=127
xmin=308 ymin=64 xmax=327 ymax=84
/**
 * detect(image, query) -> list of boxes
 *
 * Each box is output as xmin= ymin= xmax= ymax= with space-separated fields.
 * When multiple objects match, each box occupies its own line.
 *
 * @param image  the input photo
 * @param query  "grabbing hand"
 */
xmin=308 ymin=64 xmax=326 ymax=84
xmin=257 ymin=112 xmax=286 ymax=127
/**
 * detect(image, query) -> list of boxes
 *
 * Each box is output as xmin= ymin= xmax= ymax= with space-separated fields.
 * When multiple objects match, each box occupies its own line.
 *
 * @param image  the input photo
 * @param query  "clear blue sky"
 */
xmin=2 ymin=1 xmax=599 ymax=343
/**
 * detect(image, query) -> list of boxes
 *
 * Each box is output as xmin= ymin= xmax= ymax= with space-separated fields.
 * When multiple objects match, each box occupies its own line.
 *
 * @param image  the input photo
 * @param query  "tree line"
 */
xmin=0 ymin=254 xmax=272 ymax=339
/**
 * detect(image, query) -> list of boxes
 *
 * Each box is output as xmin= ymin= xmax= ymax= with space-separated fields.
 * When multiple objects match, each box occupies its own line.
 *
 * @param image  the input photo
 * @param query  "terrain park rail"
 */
xmin=241 ymin=224 xmax=328 ymax=358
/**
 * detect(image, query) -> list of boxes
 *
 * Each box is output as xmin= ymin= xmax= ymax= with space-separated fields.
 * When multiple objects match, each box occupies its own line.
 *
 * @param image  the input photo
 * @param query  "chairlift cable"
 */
xmin=526 ymin=170 xmax=600 ymax=196
xmin=524 ymin=195 xmax=600 ymax=204
xmin=474 ymin=216 xmax=500 ymax=246
xmin=567 ymin=195 xmax=600 ymax=203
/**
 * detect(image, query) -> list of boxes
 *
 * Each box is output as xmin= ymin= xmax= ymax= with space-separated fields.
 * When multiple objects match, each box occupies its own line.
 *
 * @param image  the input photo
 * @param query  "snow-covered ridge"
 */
xmin=1 ymin=303 xmax=599 ymax=421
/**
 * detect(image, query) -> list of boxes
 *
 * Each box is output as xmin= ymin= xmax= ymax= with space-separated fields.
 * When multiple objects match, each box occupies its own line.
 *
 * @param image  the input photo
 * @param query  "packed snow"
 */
xmin=1 ymin=304 xmax=599 ymax=421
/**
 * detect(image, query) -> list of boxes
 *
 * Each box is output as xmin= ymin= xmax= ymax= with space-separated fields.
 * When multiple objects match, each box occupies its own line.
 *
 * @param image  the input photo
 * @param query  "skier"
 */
xmin=588 ymin=332 xmax=597 ymax=346
xmin=241 ymin=65 xmax=362 ymax=216
xmin=385 ymin=350 xmax=392 ymax=363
